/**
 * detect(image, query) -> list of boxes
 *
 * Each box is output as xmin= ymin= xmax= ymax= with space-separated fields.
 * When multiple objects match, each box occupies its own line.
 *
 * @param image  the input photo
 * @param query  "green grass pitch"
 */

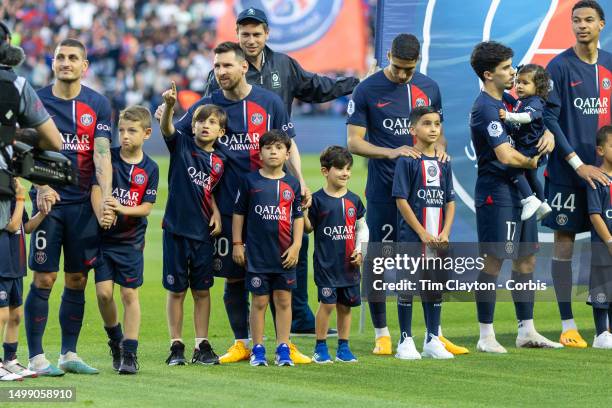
xmin=4 ymin=154 xmax=611 ymax=407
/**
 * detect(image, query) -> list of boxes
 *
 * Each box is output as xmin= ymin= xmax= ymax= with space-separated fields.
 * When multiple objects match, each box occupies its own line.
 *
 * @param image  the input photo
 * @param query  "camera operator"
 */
xmin=0 ymin=21 xmax=61 ymax=231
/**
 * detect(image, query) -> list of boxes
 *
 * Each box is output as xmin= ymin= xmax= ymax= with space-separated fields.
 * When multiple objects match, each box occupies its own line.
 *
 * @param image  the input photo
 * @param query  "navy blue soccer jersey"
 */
xmin=97 ymin=148 xmax=159 ymax=249
xmin=346 ymin=70 xmax=443 ymax=204
xmin=392 ymin=155 xmax=455 ymax=243
xmin=3 ymin=201 xmax=29 ymax=278
xmin=162 ymin=129 xmax=225 ymax=242
xmin=470 ymin=91 xmax=522 ymax=207
xmin=509 ymin=95 xmax=545 ymax=154
xmin=308 ymin=189 xmax=365 ymax=287
xmin=587 ymin=176 xmax=612 ymax=265
xmin=234 ymin=171 xmax=303 ymax=274
xmin=35 ymin=85 xmax=112 ymax=204
xmin=545 ymin=48 xmax=612 ymax=187
xmin=175 ymin=87 xmax=295 ymax=216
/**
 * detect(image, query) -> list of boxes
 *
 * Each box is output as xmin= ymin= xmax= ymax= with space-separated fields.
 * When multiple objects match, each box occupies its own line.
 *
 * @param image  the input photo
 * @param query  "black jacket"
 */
xmin=204 ymin=46 xmax=359 ymax=116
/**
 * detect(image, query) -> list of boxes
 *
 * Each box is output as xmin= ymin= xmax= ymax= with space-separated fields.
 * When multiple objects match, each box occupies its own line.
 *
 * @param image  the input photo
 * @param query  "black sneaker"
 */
xmin=108 ymin=340 xmax=121 ymax=371
xmin=165 ymin=341 xmax=186 ymax=366
xmin=191 ymin=340 xmax=220 ymax=365
xmin=118 ymin=351 xmax=139 ymax=375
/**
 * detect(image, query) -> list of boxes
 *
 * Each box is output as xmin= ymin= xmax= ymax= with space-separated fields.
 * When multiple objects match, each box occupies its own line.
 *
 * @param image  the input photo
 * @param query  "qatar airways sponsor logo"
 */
xmin=217 ymin=133 xmax=260 ymax=151
xmin=61 ymin=133 xmax=91 ymax=151
xmin=573 ymin=97 xmax=609 ymax=115
xmin=113 ymin=187 xmax=140 ymax=207
xmin=187 ymin=166 xmax=213 ymax=190
xmin=417 ymin=188 xmax=445 ymax=206
xmin=323 ymin=225 xmax=355 ymax=241
xmin=254 ymin=205 xmax=288 ymax=221
xmin=382 ymin=118 xmax=411 ymax=136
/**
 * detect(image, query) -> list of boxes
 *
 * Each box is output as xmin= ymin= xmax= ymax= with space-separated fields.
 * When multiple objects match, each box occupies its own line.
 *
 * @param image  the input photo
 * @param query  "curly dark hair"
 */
xmin=517 ymin=64 xmax=551 ymax=100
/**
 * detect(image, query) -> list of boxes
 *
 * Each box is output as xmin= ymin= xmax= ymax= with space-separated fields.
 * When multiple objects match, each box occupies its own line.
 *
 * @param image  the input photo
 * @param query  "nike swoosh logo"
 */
xmin=286 ymin=279 xmax=296 ymax=285
xmin=250 ymin=189 xmax=263 ymax=193
xmin=126 ymin=277 xmax=138 ymax=282
xmin=426 ymin=179 xmax=436 ymax=183
xmin=376 ymin=101 xmax=392 ymax=108
xmin=570 ymin=81 xmax=583 ymax=87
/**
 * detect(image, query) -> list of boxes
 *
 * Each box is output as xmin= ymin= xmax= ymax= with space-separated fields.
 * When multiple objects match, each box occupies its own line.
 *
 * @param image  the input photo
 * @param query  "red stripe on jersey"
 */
xmin=343 ymin=198 xmax=357 ymax=264
xmin=420 ymin=160 xmax=427 ymax=186
xmin=278 ymin=180 xmax=294 ymax=255
xmin=543 ymin=168 xmax=549 ymax=178
xmin=438 ymin=207 xmax=444 ymax=235
xmin=246 ymin=101 xmax=267 ymax=171
xmin=597 ymin=65 xmax=612 ymax=129
xmin=422 ymin=207 xmax=427 ymax=232
xmin=202 ymin=153 xmax=224 ymax=220
xmin=410 ymin=84 xmax=430 ymax=109
xmin=503 ymin=101 xmax=514 ymax=112
xmin=75 ymin=101 xmax=96 ymax=191
xmin=19 ymin=225 xmax=26 ymax=273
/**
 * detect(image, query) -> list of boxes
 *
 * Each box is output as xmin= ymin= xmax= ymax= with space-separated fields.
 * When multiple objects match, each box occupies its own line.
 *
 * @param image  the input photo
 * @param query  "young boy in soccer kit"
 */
xmin=392 ymin=106 xmax=455 ymax=360
xmin=233 ymin=130 xmax=304 ymax=367
xmin=160 ymin=83 xmax=225 ymax=366
xmin=304 ymin=146 xmax=368 ymax=364
xmin=586 ymin=125 xmax=612 ymax=349
xmin=91 ymin=106 xmax=159 ymax=374
xmin=0 ymin=179 xmax=46 ymax=381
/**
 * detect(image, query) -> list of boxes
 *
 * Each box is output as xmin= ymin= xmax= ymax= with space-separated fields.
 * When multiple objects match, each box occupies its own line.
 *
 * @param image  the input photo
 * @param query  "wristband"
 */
xmin=16 ymin=197 xmax=25 ymax=202
xmin=233 ymin=242 xmax=244 ymax=246
xmin=607 ymin=238 xmax=612 ymax=244
xmin=568 ymin=155 xmax=584 ymax=171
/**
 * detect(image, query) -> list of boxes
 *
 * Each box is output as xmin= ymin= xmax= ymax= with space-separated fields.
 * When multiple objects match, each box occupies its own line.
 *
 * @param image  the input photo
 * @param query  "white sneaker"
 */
xmin=516 ymin=331 xmax=564 ymax=348
xmin=395 ymin=335 xmax=421 ymax=360
xmin=422 ymin=336 xmax=454 ymax=359
xmin=477 ymin=335 xmax=507 ymax=353
xmin=535 ymin=201 xmax=552 ymax=220
xmin=4 ymin=359 xmax=37 ymax=378
xmin=0 ymin=364 xmax=23 ymax=381
xmin=592 ymin=331 xmax=612 ymax=349
xmin=520 ymin=195 xmax=542 ymax=221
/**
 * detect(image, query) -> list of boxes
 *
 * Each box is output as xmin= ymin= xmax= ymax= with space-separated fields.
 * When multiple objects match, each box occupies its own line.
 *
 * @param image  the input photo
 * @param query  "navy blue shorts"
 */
xmin=476 ymin=204 xmax=538 ymax=259
xmin=588 ymin=265 xmax=612 ymax=309
xmin=318 ymin=285 xmax=361 ymax=307
xmin=246 ymin=271 xmax=296 ymax=295
xmin=212 ymin=215 xmax=245 ymax=279
xmin=163 ymin=230 xmax=214 ymax=293
xmin=0 ymin=277 xmax=23 ymax=307
xmin=366 ymin=201 xmax=397 ymax=242
xmin=28 ymin=202 xmax=100 ymax=273
xmin=95 ymin=245 xmax=144 ymax=288
xmin=542 ymin=179 xmax=589 ymax=233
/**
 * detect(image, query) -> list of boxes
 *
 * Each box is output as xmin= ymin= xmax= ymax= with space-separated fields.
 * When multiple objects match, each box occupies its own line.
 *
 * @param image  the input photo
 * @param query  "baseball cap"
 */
xmin=236 ymin=8 xmax=268 ymax=25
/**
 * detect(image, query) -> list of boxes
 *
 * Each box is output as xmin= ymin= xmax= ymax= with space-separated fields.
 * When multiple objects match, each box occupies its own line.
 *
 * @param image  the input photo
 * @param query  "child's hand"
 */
xmin=437 ymin=232 xmax=450 ymax=250
xmin=350 ymin=250 xmax=363 ymax=267
xmin=99 ymin=207 xmax=116 ymax=229
xmin=104 ymin=196 xmax=124 ymax=214
xmin=14 ymin=178 xmax=25 ymax=198
xmin=209 ymin=209 xmax=222 ymax=237
xmin=282 ymin=244 xmax=301 ymax=269
xmin=419 ymin=231 xmax=438 ymax=249
xmin=499 ymin=109 xmax=507 ymax=120
xmin=233 ymin=244 xmax=246 ymax=267
xmin=162 ymin=81 xmax=177 ymax=108
xmin=301 ymin=185 xmax=312 ymax=209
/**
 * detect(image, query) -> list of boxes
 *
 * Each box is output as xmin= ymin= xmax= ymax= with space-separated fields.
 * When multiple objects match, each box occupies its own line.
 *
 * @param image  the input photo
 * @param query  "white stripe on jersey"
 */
xmin=71 ymin=101 xmax=76 ymax=129
xmin=424 ymin=207 xmax=442 ymax=237
xmin=596 ymin=64 xmax=600 ymax=92
xmin=242 ymin=101 xmax=247 ymax=129
xmin=276 ymin=180 xmax=280 ymax=201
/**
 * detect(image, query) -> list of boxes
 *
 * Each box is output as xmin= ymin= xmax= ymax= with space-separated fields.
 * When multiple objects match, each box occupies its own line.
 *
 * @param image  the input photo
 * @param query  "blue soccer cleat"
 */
xmin=275 ymin=343 xmax=294 ymax=366
xmin=313 ymin=343 xmax=333 ymax=364
xmin=58 ymin=353 xmax=99 ymax=375
xmin=335 ymin=343 xmax=358 ymax=363
xmin=250 ymin=344 xmax=268 ymax=367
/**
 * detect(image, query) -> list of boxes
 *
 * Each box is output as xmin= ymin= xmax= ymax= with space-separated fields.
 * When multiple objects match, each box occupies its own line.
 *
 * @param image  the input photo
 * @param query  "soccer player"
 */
xmin=392 ymin=106 xmax=455 ymax=360
xmin=25 ymin=38 xmax=113 ymax=375
xmin=0 ymin=179 xmax=45 ymax=380
xmin=586 ymin=125 xmax=612 ymax=349
xmin=160 ymin=90 xmax=225 ymax=366
xmin=170 ymin=42 xmax=311 ymax=364
xmin=233 ymin=130 xmax=304 ymax=367
xmin=304 ymin=146 xmax=368 ymax=364
xmin=470 ymin=41 xmax=560 ymax=353
xmin=92 ymin=106 xmax=159 ymax=374
xmin=347 ymin=33 xmax=467 ymax=356
xmin=543 ymin=0 xmax=612 ymax=348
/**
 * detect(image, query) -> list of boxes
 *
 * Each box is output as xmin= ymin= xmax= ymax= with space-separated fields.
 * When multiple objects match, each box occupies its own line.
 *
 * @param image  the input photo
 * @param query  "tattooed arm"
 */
xmin=93 ymin=136 xmax=113 ymax=228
